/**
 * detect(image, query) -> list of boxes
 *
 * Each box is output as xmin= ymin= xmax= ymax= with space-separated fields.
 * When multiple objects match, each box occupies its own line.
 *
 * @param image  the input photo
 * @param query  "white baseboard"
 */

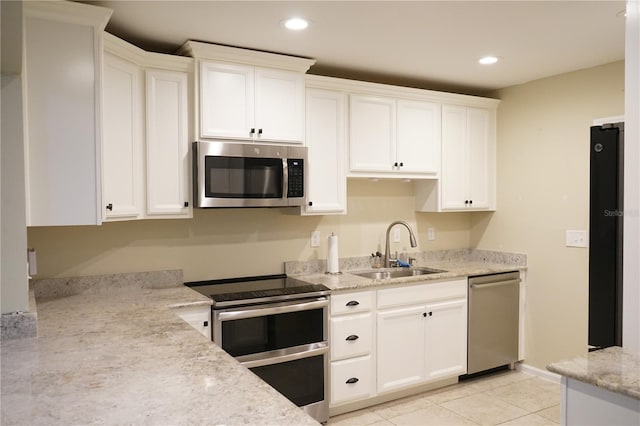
xmin=516 ymin=362 xmax=562 ymax=384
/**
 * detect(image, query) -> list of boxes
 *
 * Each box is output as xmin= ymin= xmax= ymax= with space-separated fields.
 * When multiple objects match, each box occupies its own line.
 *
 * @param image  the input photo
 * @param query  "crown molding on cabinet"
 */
xmin=104 ymin=33 xmax=193 ymax=73
xmin=179 ymin=40 xmax=315 ymax=73
xmin=24 ymin=0 xmax=112 ymax=30
xmin=305 ymin=74 xmax=500 ymax=109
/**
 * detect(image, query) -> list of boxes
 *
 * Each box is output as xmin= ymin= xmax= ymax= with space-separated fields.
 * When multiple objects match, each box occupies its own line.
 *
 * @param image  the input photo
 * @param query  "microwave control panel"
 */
xmin=287 ymin=159 xmax=304 ymax=198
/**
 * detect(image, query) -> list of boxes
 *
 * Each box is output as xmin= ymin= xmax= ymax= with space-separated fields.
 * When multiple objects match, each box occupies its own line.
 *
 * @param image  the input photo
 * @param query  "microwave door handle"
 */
xmin=282 ymin=158 xmax=288 ymax=199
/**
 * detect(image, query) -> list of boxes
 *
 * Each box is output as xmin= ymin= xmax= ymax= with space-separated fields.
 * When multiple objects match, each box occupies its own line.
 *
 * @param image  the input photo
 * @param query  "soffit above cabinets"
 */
xmin=83 ymin=0 xmax=625 ymax=95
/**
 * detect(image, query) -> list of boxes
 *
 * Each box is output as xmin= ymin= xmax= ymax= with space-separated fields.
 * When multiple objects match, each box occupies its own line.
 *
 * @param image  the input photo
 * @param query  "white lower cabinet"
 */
xmin=377 ymin=279 xmax=467 ymax=394
xmin=171 ymin=304 xmax=211 ymax=339
xmin=377 ymin=304 xmax=426 ymax=393
xmin=424 ymin=298 xmax=467 ymax=381
xmin=330 ymin=290 xmax=375 ymax=406
xmin=329 ymin=279 xmax=468 ymax=412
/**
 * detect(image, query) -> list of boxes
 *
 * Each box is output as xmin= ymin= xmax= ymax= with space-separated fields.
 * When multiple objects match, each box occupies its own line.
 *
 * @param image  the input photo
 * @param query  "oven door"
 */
xmin=243 ymin=344 xmax=328 ymax=422
xmin=213 ymin=297 xmax=329 ymax=422
xmin=213 ymin=297 xmax=328 ymax=357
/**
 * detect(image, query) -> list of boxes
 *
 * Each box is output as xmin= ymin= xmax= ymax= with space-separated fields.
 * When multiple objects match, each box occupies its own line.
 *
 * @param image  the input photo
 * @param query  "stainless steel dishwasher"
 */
xmin=467 ymin=271 xmax=521 ymax=375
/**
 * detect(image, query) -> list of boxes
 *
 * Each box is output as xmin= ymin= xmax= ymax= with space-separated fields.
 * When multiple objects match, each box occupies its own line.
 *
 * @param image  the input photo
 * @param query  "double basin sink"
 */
xmin=352 ymin=267 xmax=446 ymax=280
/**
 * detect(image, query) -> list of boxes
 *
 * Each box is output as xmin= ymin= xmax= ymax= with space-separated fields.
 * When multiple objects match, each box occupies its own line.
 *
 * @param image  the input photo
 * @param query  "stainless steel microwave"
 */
xmin=193 ymin=141 xmax=307 ymax=208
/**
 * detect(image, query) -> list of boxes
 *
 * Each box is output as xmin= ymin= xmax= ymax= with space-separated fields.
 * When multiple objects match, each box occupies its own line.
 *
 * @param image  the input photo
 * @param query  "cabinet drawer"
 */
xmin=331 ymin=313 xmax=373 ymax=361
xmin=331 ymin=290 xmax=373 ymax=315
xmin=331 ymin=355 xmax=374 ymax=405
xmin=377 ymin=279 xmax=467 ymax=309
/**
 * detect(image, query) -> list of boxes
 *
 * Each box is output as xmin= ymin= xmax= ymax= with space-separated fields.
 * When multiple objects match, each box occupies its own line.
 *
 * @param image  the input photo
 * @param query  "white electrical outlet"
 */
xmin=566 ymin=230 xmax=588 ymax=248
xmin=427 ymin=227 xmax=436 ymax=241
xmin=393 ymin=227 xmax=401 ymax=242
xmin=310 ymin=231 xmax=321 ymax=248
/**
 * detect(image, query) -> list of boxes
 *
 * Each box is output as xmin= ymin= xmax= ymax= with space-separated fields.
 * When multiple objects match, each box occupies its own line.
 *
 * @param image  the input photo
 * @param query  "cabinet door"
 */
xmin=200 ymin=61 xmax=254 ymax=139
xmin=303 ymin=88 xmax=347 ymax=215
xmin=349 ymin=95 xmax=396 ymax=172
xmin=425 ymin=298 xmax=467 ymax=380
xmin=396 ymin=100 xmax=441 ymax=174
xmin=377 ymin=305 xmax=426 ymax=393
xmin=146 ymin=69 xmax=190 ymax=216
xmin=467 ymin=107 xmax=492 ymax=209
xmin=440 ymin=105 xmax=469 ymax=210
xmin=254 ymin=68 xmax=304 ymax=143
xmin=24 ymin=15 xmax=102 ymax=226
xmin=102 ymin=53 xmax=144 ymax=221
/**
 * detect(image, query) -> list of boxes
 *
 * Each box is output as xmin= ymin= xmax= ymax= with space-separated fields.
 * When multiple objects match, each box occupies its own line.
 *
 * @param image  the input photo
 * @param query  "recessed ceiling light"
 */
xmin=478 ymin=56 xmax=499 ymax=65
xmin=284 ymin=17 xmax=309 ymax=31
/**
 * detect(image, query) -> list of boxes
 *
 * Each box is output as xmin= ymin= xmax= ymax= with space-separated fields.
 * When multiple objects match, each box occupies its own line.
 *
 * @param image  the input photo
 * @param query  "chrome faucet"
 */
xmin=384 ymin=221 xmax=418 ymax=268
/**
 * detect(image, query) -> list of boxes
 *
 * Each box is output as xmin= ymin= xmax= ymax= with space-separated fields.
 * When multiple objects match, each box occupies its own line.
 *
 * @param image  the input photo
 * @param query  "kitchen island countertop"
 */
xmin=0 ymin=276 xmax=318 ymax=425
xmin=547 ymin=346 xmax=640 ymax=400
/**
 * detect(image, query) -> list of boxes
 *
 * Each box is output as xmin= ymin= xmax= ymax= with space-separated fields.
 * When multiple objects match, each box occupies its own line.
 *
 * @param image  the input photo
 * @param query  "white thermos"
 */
xmin=327 ymin=233 xmax=340 ymax=274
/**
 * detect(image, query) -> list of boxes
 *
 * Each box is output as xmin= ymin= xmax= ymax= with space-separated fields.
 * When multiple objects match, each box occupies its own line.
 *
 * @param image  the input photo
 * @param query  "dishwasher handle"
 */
xmin=470 ymin=278 xmax=521 ymax=289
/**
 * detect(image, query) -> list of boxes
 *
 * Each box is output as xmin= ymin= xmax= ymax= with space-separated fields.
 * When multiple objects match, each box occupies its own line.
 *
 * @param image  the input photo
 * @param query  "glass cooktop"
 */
xmin=185 ymin=274 xmax=330 ymax=308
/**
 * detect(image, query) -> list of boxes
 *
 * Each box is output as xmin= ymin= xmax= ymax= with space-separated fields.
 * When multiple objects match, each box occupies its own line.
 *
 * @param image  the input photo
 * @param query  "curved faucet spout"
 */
xmin=384 ymin=221 xmax=418 ymax=268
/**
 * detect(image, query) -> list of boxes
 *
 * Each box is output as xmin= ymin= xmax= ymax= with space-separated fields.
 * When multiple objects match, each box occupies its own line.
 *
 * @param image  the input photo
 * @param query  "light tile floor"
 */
xmin=328 ymin=370 xmax=561 ymax=426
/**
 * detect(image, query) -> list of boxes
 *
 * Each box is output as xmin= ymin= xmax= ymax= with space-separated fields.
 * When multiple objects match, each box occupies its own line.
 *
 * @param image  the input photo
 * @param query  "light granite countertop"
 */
xmin=0 ymin=273 xmax=318 ymax=425
xmin=287 ymin=250 xmax=526 ymax=292
xmin=547 ymin=346 xmax=640 ymax=400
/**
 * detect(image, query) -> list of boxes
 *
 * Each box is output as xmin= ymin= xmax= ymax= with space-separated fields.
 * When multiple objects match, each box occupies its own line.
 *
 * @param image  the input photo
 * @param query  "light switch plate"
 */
xmin=427 ymin=227 xmax=436 ymax=241
xmin=310 ymin=231 xmax=321 ymax=248
xmin=566 ymin=230 xmax=588 ymax=248
xmin=393 ymin=227 xmax=401 ymax=243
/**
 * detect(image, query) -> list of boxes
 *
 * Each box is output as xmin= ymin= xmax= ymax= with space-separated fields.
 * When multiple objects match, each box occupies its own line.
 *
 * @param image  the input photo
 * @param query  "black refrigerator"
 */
xmin=589 ymin=123 xmax=624 ymax=350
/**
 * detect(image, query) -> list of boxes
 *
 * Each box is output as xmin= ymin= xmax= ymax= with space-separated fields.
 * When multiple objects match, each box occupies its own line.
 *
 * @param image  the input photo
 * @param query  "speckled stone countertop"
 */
xmin=547 ymin=346 xmax=640 ymax=400
xmin=286 ymin=249 xmax=526 ymax=292
xmin=0 ymin=271 xmax=318 ymax=425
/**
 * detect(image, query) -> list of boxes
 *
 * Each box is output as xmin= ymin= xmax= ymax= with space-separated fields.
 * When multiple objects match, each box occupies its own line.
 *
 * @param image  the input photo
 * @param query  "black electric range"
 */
xmin=185 ymin=274 xmax=331 ymax=308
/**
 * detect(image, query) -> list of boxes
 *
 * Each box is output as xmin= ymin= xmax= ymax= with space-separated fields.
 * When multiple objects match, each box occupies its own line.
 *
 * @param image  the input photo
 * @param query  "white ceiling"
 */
xmin=85 ymin=0 xmax=626 ymax=95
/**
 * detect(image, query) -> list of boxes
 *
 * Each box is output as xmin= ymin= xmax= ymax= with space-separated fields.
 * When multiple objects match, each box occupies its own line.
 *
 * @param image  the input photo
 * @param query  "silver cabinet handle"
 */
xmin=218 ymin=298 xmax=328 ymax=321
xmin=240 ymin=343 xmax=328 ymax=369
xmin=470 ymin=279 xmax=521 ymax=289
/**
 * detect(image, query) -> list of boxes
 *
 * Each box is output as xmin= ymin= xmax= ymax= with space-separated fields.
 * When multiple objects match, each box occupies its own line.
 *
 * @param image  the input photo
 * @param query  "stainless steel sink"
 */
xmin=352 ymin=267 xmax=446 ymax=280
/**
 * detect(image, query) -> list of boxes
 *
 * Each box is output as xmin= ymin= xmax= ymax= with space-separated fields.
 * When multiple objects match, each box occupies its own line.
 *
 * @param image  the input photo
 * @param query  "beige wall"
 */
xmin=27 ymin=179 xmax=472 ymax=281
xmin=472 ymin=61 xmax=625 ymax=370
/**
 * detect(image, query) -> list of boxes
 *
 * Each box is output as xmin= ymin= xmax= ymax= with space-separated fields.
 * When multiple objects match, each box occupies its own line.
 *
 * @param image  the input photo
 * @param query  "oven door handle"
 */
xmin=217 ymin=298 xmax=329 ymax=321
xmin=240 ymin=343 xmax=329 ymax=369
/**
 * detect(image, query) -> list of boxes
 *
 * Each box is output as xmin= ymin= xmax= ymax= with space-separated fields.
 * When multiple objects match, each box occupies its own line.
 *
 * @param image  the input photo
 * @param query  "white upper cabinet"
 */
xmin=102 ymin=33 xmax=193 ymax=221
xmin=199 ymin=62 xmax=254 ymax=140
xmin=254 ymin=67 xmax=305 ymax=142
xmin=441 ymin=105 xmax=494 ymax=210
xmin=349 ymin=95 xmax=396 ymax=172
xmin=102 ymin=52 xmax=144 ymax=221
xmin=303 ymin=85 xmax=347 ymax=215
xmin=397 ymin=100 xmax=441 ymax=175
xmin=181 ymin=40 xmax=315 ymax=144
xmin=349 ymin=94 xmax=440 ymax=178
xmin=199 ymin=61 xmax=304 ymax=143
xmin=23 ymin=1 xmax=112 ymax=226
xmin=415 ymin=103 xmax=497 ymax=212
xmin=145 ymin=69 xmax=190 ymax=216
